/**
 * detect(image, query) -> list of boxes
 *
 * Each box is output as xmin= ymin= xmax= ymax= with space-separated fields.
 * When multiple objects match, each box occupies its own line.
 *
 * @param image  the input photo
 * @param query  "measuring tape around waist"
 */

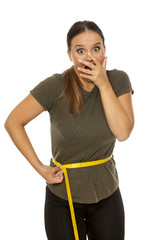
xmin=52 ymin=155 xmax=112 ymax=240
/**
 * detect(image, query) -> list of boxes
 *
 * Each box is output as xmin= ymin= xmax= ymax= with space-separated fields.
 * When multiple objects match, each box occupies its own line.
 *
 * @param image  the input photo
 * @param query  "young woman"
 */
xmin=5 ymin=21 xmax=134 ymax=240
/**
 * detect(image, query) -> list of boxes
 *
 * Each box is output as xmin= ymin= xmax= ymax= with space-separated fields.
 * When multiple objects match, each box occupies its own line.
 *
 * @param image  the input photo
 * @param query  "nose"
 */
xmin=84 ymin=51 xmax=92 ymax=61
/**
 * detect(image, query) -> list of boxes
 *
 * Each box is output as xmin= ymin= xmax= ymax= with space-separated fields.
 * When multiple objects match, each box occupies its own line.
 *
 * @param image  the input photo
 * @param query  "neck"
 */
xmin=82 ymin=82 xmax=95 ymax=92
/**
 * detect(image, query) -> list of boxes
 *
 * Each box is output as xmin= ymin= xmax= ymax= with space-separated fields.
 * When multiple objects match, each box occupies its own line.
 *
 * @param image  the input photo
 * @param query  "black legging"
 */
xmin=45 ymin=186 xmax=125 ymax=240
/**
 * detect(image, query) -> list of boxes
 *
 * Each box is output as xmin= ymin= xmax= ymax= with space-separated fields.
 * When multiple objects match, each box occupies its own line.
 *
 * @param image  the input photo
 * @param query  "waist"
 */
xmin=52 ymin=155 xmax=112 ymax=169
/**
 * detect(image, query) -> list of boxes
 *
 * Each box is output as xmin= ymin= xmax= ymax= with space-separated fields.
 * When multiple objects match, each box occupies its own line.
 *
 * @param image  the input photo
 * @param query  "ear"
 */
xmin=67 ymin=50 xmax=73 ymax=62
xmin=104 ymin=45 xmax=106 ymax=55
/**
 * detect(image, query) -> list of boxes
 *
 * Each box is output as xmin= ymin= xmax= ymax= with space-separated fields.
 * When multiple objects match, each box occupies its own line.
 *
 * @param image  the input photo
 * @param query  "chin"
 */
xmin=83 ymin=78 xmax=93 ymax=83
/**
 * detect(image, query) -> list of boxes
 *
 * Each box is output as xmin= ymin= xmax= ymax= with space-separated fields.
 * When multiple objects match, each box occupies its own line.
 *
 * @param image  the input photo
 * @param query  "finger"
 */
xmin=54 ymin=170 xmax=64 ymax=178
xmin=79 ymin=73 xmax=94 ymax=81
xmin=78 ymin=59 xmax=96 ymax=70
xmin=54 ymin=176 xmax=63 ymax=183
xmin=55 ymin=170 xmax=63 ymax=176
xmin=77 ymin=67 xmax=92 ymax=75
xmin=53 ymin=166 xmax=62 ymax=173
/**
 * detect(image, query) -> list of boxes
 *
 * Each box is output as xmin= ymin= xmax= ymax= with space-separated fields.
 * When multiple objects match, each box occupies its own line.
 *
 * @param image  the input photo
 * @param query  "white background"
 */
xmin=1 ymin=0 xmax=160 ymax=239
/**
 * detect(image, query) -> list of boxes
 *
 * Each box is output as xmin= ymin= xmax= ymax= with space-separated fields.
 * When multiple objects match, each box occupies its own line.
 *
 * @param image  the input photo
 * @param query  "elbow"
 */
xmin=116 ymin=126 xmax=134 ymax=142
xmin=5 ymin=116 xmax=25 ymax=133
xmin=117 ymin=119 xmax=134 ymax=142
xmin=4 ymin=116 xmax=19 ymax=133
xmin=4 ymin=117 xmax=12 ymax=133
xmin=5 ymin=108 xmax=27 ymax=134
xmin=117 ymin=134 xmax=130 ymax=142
xmin=4 ymin=118 xmax=9 ymax=131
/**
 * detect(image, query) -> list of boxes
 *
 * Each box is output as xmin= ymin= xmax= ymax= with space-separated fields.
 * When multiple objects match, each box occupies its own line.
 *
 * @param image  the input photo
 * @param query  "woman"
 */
xmin=5 ymin=21 xmax=134 ymax=240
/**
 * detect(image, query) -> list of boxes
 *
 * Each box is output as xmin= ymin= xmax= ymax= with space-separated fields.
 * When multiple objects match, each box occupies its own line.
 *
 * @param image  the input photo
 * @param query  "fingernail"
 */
xmin=78 ymin=59 xmax=82 ymax=62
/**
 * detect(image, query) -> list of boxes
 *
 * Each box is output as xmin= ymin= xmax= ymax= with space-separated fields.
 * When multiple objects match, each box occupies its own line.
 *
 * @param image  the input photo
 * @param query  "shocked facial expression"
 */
xmin=67 ymin=30 xmax=106 ymax=78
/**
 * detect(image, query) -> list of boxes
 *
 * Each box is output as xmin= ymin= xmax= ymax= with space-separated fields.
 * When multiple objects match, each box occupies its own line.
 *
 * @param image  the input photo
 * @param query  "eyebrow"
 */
xmin=74 ymin=42 xmax=102 ymax=48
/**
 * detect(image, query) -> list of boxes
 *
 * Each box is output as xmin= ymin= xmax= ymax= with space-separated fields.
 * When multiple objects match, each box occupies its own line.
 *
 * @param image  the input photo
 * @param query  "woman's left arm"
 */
xmin=78 ymin=53 xmax=134 ymax=141
xmin=99 ymin=86 xmax=134 ymax=141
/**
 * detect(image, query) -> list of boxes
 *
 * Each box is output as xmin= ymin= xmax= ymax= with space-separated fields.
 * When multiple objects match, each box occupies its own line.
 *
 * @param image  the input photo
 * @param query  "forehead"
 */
xmin=71 ymin=30 xmax=103 ymax=47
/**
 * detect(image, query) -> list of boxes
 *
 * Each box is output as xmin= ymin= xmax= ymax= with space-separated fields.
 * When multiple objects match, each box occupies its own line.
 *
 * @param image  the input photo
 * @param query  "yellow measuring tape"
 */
xmin=52 ymin=155 xmax=112 ymax=240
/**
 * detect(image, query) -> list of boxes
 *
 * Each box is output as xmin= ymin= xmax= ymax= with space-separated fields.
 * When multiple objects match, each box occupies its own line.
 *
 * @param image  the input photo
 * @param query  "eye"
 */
xmin=77 ymin=48 xmax=85 ymax=54
xmin=93 ymin=46 xmax=100 ymax=52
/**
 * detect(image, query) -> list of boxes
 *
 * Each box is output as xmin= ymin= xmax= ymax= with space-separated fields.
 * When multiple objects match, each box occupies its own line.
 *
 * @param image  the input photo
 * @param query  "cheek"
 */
xmin=71 ymin=53 xmax=78 ymax=64
xmin=73 ymin=59 xmax=80 ymax=68
xmin=71 ymin=53 xmax=84 ymax=67
xmin=95 ymin=52 xmax=105 ymax=64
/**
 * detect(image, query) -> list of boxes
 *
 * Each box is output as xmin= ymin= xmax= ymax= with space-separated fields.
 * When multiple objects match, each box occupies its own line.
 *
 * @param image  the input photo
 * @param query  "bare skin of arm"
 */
xmin=4 ymin=94 xmax=64 ymax=184
xmin=99 ymin=87 xmax=134 ymax=141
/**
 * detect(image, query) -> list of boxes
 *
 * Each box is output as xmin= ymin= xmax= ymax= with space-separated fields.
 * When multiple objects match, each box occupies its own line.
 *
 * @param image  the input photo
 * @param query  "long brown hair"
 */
xmin=60 ymin=20 xmax=105 ymax=114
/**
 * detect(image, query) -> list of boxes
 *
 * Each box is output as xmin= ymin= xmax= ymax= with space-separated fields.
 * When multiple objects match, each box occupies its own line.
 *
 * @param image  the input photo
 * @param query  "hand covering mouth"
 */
xmin=85 ymin=65 xmax=92 ymax=70
xmin=84 ymin=61 xmax=95 ymax=70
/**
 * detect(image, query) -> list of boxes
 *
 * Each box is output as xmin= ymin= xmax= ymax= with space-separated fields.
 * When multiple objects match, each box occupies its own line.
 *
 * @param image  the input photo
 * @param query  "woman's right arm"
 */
xmin=4 ymin=94 xmax=64 ymax=184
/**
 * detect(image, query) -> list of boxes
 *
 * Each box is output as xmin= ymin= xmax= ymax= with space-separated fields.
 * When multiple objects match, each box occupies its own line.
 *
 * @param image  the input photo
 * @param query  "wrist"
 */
xmin=32 ymin=159 xmax=45 ymax=177
xmin=98 ymin=79 xmax=111 ymax=92
xmin=38 ymin=162 xmax=46 ymax=175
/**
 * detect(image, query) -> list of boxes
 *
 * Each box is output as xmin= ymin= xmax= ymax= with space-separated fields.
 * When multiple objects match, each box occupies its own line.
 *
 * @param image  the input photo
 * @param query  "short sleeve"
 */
xmin=115 ymin=70 xmax=134 ymax=97
xmin=30 ymin=74 xmax=61 ymax=112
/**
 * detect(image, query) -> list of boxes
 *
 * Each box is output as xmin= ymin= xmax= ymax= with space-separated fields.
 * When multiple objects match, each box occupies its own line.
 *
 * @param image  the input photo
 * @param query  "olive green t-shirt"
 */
xmin=30 ymin=67 xmax=134 ymax=204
